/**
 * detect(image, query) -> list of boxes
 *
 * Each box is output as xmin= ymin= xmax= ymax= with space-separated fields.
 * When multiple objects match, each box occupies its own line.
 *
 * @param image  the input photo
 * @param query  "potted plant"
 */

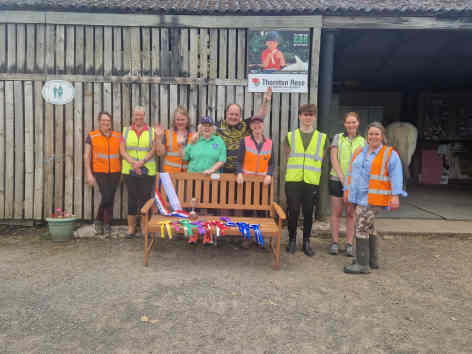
xmin=45 ymin=208 xmax=78 ymax=242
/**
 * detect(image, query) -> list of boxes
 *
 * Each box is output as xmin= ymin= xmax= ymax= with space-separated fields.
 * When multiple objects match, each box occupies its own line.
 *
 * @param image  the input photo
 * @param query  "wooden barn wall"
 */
xmin=0 ymin=22 xmax=321 ymax=220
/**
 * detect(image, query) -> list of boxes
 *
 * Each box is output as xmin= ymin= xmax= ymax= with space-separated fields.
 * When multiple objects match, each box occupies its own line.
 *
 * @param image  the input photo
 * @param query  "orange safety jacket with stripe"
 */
xmin=345 ymin=145 xmax=394 ymax=207
xmin=241 ymin=135 xmax=272 ymax=175
xmin=163 ymin=129 xmax=193 ymax=173
xmin=89 ymin=130 xmax=122 ymax=173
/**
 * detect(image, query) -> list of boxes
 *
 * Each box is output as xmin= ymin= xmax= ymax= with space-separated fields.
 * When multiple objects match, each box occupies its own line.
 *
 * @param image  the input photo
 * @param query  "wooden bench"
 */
xmin=141 ymin=172 xmax=286 ymax=269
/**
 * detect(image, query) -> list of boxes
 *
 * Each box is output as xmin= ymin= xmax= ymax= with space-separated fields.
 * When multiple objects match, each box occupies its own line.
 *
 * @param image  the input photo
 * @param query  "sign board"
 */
xmin=42 ymin=80 xmax=75 ymax=104
xmin=247 ymin=30 xmax=310 ymax=93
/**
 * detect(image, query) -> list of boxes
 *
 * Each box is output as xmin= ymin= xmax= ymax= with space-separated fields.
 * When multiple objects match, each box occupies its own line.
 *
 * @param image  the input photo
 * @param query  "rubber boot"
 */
xmin=344 ymin=238 xmax=370 ymax=274
xmin=286 ymin=235 xmax=296 ymax=254
xmin=94 ymin=220 xmax=104 ymax=235
xmin=369 ymin=234 xmax=379 ymax=269
xmin=302 ymin=236 xmax=314 ymax=257
xmin=127 ymin=215 xmax=137 ymax=238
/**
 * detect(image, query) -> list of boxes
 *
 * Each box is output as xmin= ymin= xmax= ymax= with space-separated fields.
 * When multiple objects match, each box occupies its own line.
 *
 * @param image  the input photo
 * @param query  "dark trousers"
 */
xmin=124 ymin=174 xmax=155 ymax=216
xmin=94 ymin=172 xmax=121 ymax=225
xmin=285 ymin=182 xmax=319 ymax=239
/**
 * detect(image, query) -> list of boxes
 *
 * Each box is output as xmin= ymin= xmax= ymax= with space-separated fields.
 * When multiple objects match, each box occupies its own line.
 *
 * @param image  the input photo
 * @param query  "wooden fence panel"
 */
xmin=0 ymin=23 xmax=320 ymax=220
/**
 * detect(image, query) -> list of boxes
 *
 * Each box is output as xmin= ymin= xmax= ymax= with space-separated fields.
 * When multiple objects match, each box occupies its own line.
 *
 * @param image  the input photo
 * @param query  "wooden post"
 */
xmin=317 ymin=30 xmax=336 ymax=220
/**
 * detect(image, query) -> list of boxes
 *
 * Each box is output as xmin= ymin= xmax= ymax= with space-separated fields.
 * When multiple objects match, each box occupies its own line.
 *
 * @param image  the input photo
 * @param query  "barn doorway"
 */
xmin=328 ymin=29 xmax=472 ymax=220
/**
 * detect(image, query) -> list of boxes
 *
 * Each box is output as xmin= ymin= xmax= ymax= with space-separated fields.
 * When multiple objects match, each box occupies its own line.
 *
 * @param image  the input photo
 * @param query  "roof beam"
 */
xmin=323 ymin=16 xmax=472 ymax=30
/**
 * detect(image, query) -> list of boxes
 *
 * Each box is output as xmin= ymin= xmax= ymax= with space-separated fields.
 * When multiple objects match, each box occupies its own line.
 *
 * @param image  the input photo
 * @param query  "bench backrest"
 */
xmin=155 ymin=172 xmax=273 ymax=213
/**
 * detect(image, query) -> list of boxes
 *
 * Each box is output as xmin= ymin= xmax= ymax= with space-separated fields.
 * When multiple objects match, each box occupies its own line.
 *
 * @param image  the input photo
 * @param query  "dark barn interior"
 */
xmin=329 ymin=29 xmax=472 ymax=219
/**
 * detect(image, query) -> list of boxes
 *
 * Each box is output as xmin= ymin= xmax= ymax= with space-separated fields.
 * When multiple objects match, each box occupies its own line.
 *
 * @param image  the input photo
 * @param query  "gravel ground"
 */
xmin=1 ymin=225 xmax=472 ymax=354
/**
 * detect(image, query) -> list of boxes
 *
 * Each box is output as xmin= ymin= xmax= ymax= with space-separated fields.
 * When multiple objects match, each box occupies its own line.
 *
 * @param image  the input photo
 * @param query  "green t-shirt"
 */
xmin=184 ymin=134 xmax=227 ymax=173
xmin=285 ymin=130 xmax=316 ymax=150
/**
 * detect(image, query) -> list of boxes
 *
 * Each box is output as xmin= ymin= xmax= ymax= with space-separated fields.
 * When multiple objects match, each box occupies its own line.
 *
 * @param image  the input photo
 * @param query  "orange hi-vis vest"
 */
xmin=163 ymin=129 xmax=193 ymax=173
xmin=89 ymin=130 xmax=121 ymax=173
xmin=242 ymin=135 xmax=272 ymax=175
xmin=345 ymin=145 xmax=394 ymax=207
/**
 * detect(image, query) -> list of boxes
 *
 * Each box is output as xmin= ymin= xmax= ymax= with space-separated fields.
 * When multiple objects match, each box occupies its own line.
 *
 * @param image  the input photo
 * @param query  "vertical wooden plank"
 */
xmin=0 ymin=82 xmax=4 ymax=217
xmin=142 ymin=27 xmax=151 ymax=76
xmin=244 ymin=88 xmax=253 ymax=120
xmin=83 ymin=83 xmax=93 ymax=219
xmin=189 ymin=29 xmax=199 ymax=77
xmin=14 ymin=82 xmax=24 ymax=218
xmin=189 ymin=84 xmax=198 ymax=126
xmin=211 ymin=180 xmax=218 ymax=204
xmin=199 ymin=29 xmax=208 ymax=116
xmin=64 ymin=97 xmax=74 ymax=214
xmin=122 ymin=28 xmax=131 ymax=75
xmin=169 ymin=84 xmax=178 ymax=120
xmin=103 ymin=82 xmax=112 ymax=112
xmin=151 ymin=28 xmax=160 ymax=75
xmin=85 ymin=26 xmax=94 ymax=74
xmin=271 ymin=92 xmax=281 ymax=201
xmin=208 ymin=29 xmax=218 ymax=119
xmin=309 ymin=28 xmax=321 ymax=105
xmin=216 ymin=85 xmax=225 ymax=122
xmin=244 ymin=180 xmax=252 ymax=206
xmin=45 ymin=24 xmax=56 ymax=74
xmin=237 ymin=29 xmax=246 ymax=80
xmin=218 ymin=29 xmax=227 ymax=79
xmin=93 ymin=83 xmax=102 ymax=217
xmin=56 ymin=25 xmax=65 ymax=74
xmin=66 ymin=25 xmax=75 ymax=74
xmin=121 ymin=83 xmax=130 ymax=219
xmin=179 ymin=85 xmax=188 ymax=110
xmin=113 ymin=27 xmax=122 ymax=75
xmin=227 ymin=29 xmax=236 ymax=80
xmin=228 ymin=180 xmax=235 ymax=205
xmin=179 ymin=28 xmax=188 ymax=76
xmin=131 ymin=83 xmax=140 ymax=109
xmin=24 ymin=81 xmax=34 ymax=219
xmin=54 ymin=105 xmax=64 ymax=212
xmin=160 ymin=84 xmax=169 ymax=128
xmin=0 ymin=25 xmax=6 ymax=72
xmin=253 ymin=181 xmax=261 ymax=208
xmin=73 ymin=82 xmax=83 ymax=218
xmin=226 ymin=86 xmax=235 ymax=108
xmin=130 ymin=27 xmax=141 ymax=76
xmin=104 ymin=26 xmax=113 ymax=76
xmin=75 ymin=25 xmax=85 ymax=74
xmin=236 ymin=181 xmax=243 ymax=205
xmin=7 ymin=24 xmax=16 ymax=73
xmin=4 ymin=82 xmax=14 ymax=218
xmin=94 ymin=26 xmax=104 ymax=75
xmin=290 ymin=93 xmax=299 ymax=132
xmin=141 ymin=84 xmax=150 ymax=125
xmin=150 ymin=83 xmax=159 ymax=127
xmin=36 ymin=24 xmax=45 ymax=73
xmin=112 ymin=83 xmax=122 ymax=219
xmin=44 ymin=101 xmax=54 ymax=218
xmin=220 ymin=180 xmax=227 ymax=206
xmin=33 ymin=81 xmax=44 ymax=219
xmin=202 ymin=179 xmax=210 ymax=204
xmin=160 ymin=28 xmax=169 ymax=76
xmin=16 ymin=24 xmax=26 ymax=73
xmin=279 ymin=93 xmax=290 ymax=204
xmin=25 ymin=24 xmax=35 ymax=73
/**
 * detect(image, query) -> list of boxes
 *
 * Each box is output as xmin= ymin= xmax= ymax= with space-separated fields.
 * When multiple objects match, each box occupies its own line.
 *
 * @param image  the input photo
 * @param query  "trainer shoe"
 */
xmin=345 ymin=243 xmax=353 ymax=257
xmin=329 ymin=242 xmax=339 ymax=255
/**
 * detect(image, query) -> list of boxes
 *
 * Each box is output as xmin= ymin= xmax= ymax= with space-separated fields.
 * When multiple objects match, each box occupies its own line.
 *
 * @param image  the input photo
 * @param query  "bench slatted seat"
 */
xmin=141 ymin=173 xmax=287 ymax=269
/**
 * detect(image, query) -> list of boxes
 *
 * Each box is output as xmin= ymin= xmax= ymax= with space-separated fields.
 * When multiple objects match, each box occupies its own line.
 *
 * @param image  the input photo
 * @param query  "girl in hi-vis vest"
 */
xmin=343 ymin=122 xmax=405 ymax=274
xmin=155 ymin=106 xmax=193 ymax=173
xmin=329 ymin=112 xmax=365 ymax=257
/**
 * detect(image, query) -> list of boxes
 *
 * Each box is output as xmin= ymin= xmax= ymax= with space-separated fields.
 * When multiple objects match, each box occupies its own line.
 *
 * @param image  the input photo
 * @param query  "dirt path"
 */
xmin=1 ymin=227 xmax=471 ymax=353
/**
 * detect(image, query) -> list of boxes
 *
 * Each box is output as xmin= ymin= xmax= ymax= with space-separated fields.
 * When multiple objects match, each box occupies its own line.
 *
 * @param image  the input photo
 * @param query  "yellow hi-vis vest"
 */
xmin=121 ymin=127 xmax=156 ymax=176
xmin=286 ymin=129 xmax=327 ymax=185
xmin=330 ymin=133 xmax=366 ymax=181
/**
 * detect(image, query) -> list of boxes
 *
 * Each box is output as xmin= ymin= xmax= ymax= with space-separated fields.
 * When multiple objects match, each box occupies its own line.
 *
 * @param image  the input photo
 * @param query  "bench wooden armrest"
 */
xmin=271 ymin=202 xmax=286 ymax=221
xmin=141 ymin=198 xmax=155 ymax=216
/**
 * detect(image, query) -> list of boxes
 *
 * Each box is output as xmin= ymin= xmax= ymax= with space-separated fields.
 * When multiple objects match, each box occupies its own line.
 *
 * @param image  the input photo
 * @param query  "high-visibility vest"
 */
xmin=162 ymin=129 xmax=193 ymax=173
xmin=330 ymin=133 xmax=365 ymax=180
xmin=345 ymin=145 xmax=394 ymax=207
xmin=89 ymin=130 xmax=122 ymax=173
xmin=121 ymin=126 xmax=156 ymax=176
xmin=285 ymin=129 xmax=326 ymax=185
xmin=241 ymin=135 xmax=272 ymax=175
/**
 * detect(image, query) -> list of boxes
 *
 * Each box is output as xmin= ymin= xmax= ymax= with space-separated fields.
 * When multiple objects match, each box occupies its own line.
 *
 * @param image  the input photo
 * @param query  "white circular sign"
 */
xmin=42 ymin=80 xmax=75 ymax=104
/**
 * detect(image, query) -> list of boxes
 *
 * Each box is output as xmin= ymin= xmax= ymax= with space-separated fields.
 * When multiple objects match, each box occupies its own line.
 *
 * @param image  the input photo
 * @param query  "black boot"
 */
xmin=286 ymin=235 xmax=296 ymax=254
xmin=344 ymin=237 xmax=370 ymax=274
xmin=302 ymin=236 xmax=314 ymax=257
xmin=369 ymin=234 xmax=379 ymax=269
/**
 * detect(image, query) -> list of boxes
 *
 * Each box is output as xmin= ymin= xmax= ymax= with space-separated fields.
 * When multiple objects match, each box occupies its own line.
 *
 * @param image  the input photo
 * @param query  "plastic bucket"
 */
xmin=45 ymin=217 xmax=78 ymax=242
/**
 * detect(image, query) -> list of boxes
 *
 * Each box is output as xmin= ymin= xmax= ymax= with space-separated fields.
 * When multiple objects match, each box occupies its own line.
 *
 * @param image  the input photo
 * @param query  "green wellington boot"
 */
xmin=344 ymin=238 xmax=370 ymax=274
xmin=369 ymin=234 xmax=379 ymax=269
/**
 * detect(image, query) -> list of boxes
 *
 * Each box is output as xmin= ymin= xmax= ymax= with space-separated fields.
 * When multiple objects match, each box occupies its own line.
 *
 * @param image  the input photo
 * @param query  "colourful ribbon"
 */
xmin=159 ymin=221 xmax=173 ymax=239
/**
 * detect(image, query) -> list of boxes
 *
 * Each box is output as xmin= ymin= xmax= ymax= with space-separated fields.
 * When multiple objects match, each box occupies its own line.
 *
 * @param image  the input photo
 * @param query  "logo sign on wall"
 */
xmin=247 ymin=29 xmax=310 ymax=93
xmin=42 ymin=80 xmax=75 ymax=104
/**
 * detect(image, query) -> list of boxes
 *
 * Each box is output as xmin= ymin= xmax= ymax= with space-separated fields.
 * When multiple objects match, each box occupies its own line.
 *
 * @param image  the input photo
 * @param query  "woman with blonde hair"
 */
xmin=343 ymin=121 xmax=405 ymax=274
xmin=155 ymin=105 xmax=193 ymax=173
xmin=329 ymin=112 xmax=365 ymax=256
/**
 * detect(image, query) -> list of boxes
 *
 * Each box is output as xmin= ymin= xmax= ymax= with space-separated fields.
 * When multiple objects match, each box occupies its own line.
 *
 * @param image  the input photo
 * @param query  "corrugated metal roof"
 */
xmin=0 ymin=0 xmax=471 ymax=16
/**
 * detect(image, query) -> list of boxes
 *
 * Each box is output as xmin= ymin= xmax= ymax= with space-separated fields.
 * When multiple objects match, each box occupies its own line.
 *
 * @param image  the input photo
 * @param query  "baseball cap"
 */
xmin=266 ymin=31 xmax=279 ymax=42
xmin=250 ymin=114 xmax=264 ymax=123
xmin=200 ymin=116 xmax=214 ymax=125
